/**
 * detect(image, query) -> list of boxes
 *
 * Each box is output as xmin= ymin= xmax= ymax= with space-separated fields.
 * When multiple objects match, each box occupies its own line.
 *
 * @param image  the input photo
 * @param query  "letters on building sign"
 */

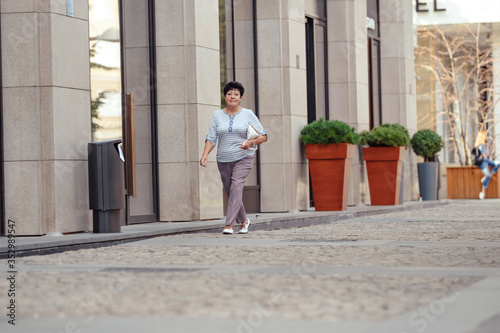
xmin=416 ymin=0 xmax=446 ymax=13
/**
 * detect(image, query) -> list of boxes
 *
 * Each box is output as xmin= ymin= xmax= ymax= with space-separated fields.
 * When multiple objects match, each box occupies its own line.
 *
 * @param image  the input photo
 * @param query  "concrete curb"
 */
xmin=0 ymin=200 xmax=449 ymax=258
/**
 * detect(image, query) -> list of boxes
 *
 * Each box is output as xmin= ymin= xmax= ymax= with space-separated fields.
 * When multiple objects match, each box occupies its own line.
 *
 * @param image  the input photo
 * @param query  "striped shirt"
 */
xmin=205 ymin=108 xmax=267 ymax=162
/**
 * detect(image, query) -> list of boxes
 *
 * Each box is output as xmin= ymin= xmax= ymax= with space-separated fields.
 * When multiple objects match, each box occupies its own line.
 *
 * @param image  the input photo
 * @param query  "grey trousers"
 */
xmin=217 ymin=156 xmax=255 ymax=226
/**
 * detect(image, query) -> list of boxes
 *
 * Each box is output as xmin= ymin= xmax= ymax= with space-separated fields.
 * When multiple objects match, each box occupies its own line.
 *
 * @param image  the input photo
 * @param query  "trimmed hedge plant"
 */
xmin=360 ymin=123 xmax=410 ymax=148
xmin=410 ymin=129 xmax=443 ymax=162
xmin=300 ymin=118 xmax=360 ymax=145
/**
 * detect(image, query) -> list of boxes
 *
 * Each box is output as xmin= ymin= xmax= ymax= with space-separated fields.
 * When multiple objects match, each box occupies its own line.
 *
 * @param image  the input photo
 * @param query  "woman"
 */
xmin=475 ymin=131 xmax=500 ymax=199
xmin=200 ymin=81 xmax=267 ymax=234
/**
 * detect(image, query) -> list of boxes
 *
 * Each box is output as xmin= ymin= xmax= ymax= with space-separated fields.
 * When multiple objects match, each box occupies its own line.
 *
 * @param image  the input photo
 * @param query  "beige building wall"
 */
xmin=327 ymin=0 xmax=371 ymax=205
xmin=325 ymin=0 xmax=418 ymax=204
xmin=0 ymin=0 xmax=419 ymax=235
xmin=379 ymin=0 xmax=418 ymax=201
xmin=1 ymin=0 xmax=92 ymax=235
xmin=257 ymin=0 xmax=310 ymax=213
xmin=155 ymin=0 xmax=223 ymax=221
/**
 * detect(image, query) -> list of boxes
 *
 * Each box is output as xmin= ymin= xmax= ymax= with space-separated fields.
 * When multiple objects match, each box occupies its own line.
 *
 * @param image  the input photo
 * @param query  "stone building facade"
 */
xmin=0 ymin=0 xmax=417 ymax=236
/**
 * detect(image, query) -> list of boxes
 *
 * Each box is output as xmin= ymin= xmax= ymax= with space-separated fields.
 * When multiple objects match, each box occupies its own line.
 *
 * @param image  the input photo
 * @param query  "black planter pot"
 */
xmin=417 ymin=162 xmax=438 ymax=200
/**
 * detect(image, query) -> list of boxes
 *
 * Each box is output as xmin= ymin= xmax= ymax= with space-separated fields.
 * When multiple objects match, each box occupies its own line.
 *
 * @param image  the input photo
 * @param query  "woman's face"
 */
xmin=225 ymin=89 xmax=241 ymax=108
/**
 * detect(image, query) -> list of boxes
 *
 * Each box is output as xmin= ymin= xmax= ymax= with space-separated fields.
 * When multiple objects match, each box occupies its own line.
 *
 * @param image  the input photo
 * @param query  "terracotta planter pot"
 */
xmin=446 ymin=166 xmax=499 ymax=199
xmin=305 ymin=143 xmax=354 ymax=211
xmin=362 ymin=146 xmax=405 ymax=205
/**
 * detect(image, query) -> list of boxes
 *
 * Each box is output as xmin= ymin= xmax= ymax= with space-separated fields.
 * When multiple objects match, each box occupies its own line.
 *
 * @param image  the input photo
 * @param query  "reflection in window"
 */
xmin=89 ymin=0 xmax=122 ymax=142
xmin=315 ymin=23 xmax=327 ymax=120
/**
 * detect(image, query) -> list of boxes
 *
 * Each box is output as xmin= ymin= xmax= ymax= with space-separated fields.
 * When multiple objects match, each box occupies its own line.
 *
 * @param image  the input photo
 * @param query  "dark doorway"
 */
xmin=305 ymin=15 xmax=329 ymax=207
xmin=306 ymin=16 xmax=328 ymax=124
xmin=306 ymin=17 xmax=317 ymax=124
xmin=368 ymin=38 xmax=382 ymax=129
xmin=219 ymin=0 xmax=261 ymax=214
xmin=367 ymin=0 xmax=381 ymax=129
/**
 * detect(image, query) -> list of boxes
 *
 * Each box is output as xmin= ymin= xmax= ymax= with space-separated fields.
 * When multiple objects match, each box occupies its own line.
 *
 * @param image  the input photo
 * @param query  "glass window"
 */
xmin=315 ymin=23 xmax=327 ymax=121
xmin=306 ymin=17 xmax=328 ymax=123
xmin=368 ymin=39 xmax=381 ymax=129
xmin=89 ymin=0 xmax=122 ymax=142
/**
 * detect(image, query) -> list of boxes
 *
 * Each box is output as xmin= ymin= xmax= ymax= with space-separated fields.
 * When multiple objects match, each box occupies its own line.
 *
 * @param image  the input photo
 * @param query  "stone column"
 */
xmin=257 ymin=0 xmax=309 ymax=212
xmin=379 ymin=0 xmax=418 ymax=201
xmin=379 ymin=0 xmax=416 ymax=131
xmin=1 ymin=0 xmax=91 ymax=235
xmin=155 ymin=0 xmax=223 ymax=221
xmin=326 ymin=0 xmax=370 ymax=205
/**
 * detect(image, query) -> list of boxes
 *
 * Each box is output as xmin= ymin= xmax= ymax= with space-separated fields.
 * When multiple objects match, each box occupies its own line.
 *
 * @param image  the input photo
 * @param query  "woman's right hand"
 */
xmin=200 ymin=155 xmax=208 ymax=167
xmin=200 ymin=141 xmax=213 ymax=167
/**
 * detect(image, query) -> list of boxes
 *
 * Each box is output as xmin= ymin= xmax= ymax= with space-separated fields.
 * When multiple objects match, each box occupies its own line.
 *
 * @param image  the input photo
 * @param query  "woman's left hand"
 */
xmin=240 ymin=135 xmax=267 ymax=150
xmin=240 ymin=140 xmax=252 ymax=150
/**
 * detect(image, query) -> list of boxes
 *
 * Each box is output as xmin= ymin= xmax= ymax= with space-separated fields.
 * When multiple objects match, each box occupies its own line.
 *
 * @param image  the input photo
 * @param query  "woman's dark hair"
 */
xmin=223 ymin=81 xmax=245 ymax=97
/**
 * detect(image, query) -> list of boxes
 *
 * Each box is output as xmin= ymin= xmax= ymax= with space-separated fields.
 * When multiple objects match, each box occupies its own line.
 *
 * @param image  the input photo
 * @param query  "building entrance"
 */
xmin=89 ymin=0 xmax=159 ymax=224
xmin=305 ymin=7 xmax=328 ymax=208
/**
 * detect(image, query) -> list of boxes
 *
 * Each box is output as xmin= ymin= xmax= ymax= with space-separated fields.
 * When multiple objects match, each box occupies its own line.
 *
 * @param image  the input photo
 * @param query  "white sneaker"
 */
xmin=479 ymin=192 xmax=485 ymax=200
xmin=222 ymin=226 xmax=233 ymax=234
xmin=238 ymin=219 xmax=251 ymax=234
xmin=481 ymin=176 xmax=486 ymax=184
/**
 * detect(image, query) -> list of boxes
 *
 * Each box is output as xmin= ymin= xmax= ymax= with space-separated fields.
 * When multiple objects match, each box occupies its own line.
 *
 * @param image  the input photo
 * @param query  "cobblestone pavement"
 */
xmin=1 ymin=200 xmax=500 ymax=333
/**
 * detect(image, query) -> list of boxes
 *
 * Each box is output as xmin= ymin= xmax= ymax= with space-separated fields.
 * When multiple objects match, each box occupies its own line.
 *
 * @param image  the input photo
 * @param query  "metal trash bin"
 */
xmin=88 ymin=139 xmax=125 ymax=233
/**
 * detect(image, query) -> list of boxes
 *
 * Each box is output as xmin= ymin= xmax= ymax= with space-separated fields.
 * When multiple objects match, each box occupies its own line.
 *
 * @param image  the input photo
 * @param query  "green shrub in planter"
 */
xmin=380 ymin=123 xmax=410 ymax=143
xmin=360 ymin=123 xmax=410 ymax=148
xmin=300 ymin=117 xmax=360 ymax=145
xmin=410 ymin=129 xmax=443 ymax=162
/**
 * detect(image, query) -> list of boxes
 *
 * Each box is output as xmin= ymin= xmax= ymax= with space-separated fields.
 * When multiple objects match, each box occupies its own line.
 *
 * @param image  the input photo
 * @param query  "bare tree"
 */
xmin=415 ymin=23 xmax=499 ymax=165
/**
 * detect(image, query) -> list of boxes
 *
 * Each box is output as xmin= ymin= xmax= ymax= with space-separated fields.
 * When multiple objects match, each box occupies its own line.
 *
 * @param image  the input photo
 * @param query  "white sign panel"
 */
xmin=414 ymin=0 xmax=500 ymax=25
xmin=366 ymin=17 xmax=376 ymax=30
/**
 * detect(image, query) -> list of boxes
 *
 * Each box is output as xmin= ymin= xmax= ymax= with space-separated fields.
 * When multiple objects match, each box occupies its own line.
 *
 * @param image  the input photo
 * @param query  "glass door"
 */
xmin=120 ymin=0 xmax=159 ymax=223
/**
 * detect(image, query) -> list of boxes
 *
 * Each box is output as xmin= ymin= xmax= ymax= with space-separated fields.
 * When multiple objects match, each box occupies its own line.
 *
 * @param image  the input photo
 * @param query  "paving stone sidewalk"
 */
xmin=1 ymin=199 xmax=499 ymax=333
